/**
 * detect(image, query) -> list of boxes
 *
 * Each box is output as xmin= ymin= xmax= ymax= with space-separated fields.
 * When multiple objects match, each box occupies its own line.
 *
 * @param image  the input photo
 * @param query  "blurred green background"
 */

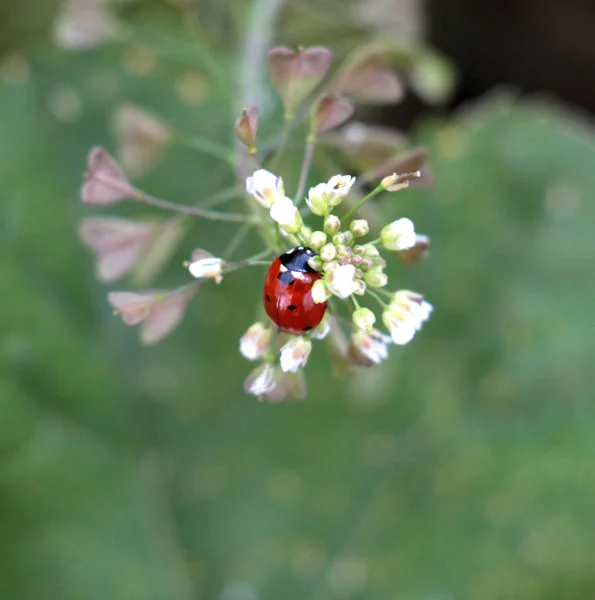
xmin=1 ymin=1 xmax=594 ymax=599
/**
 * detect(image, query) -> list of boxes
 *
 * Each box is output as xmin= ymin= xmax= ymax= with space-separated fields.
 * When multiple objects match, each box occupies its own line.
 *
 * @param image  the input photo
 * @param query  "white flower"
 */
xmin=310 ymin=315 xmax=331 ymax=339
xmin=382 ymin=290 xmax=433 ymax=345
xmin=244 ymin=363 xmax=279 ymax=396
xmin=325 ymin=174 xmax=356 ymax=206
xmin=270 ymin=196 xmax=303 ymax=234
xmin=239 ymin=322 xmax=272 ymax=360
xmin=246 ymin=168 xmax=284 ymax=208
xmin=186 ymin=250 xmax=224 ymax=283
xmin=326 ymin=264 xmax=359 ymax=299
xmin=306 ymin=183 xmax=329 ymax=216
xmin=279 ymin=337 xmax=312 ymax=372
xmin=350 ymin=329 xmax=391 ymax=365
xmin=380 ymin=218 xmax=417 ymax=251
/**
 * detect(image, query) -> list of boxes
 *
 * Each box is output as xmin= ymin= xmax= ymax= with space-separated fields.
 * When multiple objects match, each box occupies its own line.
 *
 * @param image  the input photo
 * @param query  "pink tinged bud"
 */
xmin=268 ymin=46 xmax=333 ymax=117
xmin=380 ymin=170 xmax=421 ymax=192
xmin=279 ymin=337 xmax=312 ymax=373
xmin=246 ymin=169 xmax=284 ymax=208
xmin=78 ymin=217 xmax=161 ymax=283
xmin=365 ymin=147 xmax=431 ymax=188
xmin=53 ymin=0 xmax=116 ymax=50
xmin=81 ymin=146 xmax=140 ymax=205
xmin=311 ymin=93 xmax=355 ymax=135
xmin=325 ymin=264 xmax=359 ymax=299
xmin=397 ymin=234 xmax=430 ymax=266
xmin=186 ymin=249 xmax=224 ymax=283
xmin=349 ymin=329 xmax=391 ymax=367
xmin=112 ymin=103 xmax=171 ymax=176
xmin=269 ymin=196 xmax=303 ymax=234
xmin=108 ymin=285 xmax=198 ymax=344
xmin=235 ymin=106 xmax=259 ymax=150
xmin=332 ymin=45 xmax=404 ymax=105
xmin=239 ymin=323 xmax=272 ymax=361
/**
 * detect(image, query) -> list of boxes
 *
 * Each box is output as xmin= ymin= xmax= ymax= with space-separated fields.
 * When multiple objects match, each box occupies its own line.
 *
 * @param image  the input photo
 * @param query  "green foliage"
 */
xmin=1 ymin=34 xmax=594 ymax=600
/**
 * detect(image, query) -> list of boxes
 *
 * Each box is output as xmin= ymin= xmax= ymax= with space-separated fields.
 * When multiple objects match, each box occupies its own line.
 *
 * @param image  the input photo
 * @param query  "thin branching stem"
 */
xmin=294 ymin=133 xmax=317 ymax=205
xmin=342 ymin=183 xmax=385 ymax=221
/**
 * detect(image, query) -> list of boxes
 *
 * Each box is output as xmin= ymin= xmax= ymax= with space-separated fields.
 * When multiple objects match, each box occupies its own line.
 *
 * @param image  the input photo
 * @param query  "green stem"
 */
xmin=367 ymin=289 xmax=388 ymax=309
xmin=293 ymin=133 xmax=317 ymax=205
xmin=176 ymin=135 xmax=235 ymax=166
xmin=342 ymin=183 xmax=384 ymax=221
xmin=137 ymin=192 xmax=255 ymax=223
xmin=267 ymin=118 xmax=293 ymax=172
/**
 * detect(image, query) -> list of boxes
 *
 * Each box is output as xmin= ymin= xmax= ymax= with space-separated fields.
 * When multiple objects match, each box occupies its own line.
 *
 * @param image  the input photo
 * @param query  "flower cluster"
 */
xmin=78 ymin=41 xmax=435 ymax=402
xmin=238 ymin=167 xmax=432 ymax=400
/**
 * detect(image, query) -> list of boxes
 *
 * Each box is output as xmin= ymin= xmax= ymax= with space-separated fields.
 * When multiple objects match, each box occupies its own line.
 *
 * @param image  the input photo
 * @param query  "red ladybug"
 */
xmin=263 ymin=246 xmax=327 ymax=335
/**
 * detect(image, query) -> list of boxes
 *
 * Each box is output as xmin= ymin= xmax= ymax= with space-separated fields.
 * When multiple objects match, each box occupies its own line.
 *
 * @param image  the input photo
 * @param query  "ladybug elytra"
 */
xmin=263 ymin=246 xmax=327 ymax=335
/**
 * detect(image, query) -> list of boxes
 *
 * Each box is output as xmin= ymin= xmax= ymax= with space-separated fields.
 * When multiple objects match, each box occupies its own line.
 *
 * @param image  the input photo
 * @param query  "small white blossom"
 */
xmin=186 ymin=251 xmax=224 ymax=283
xmin=382 ymin=290 xmax=433 ymax=345
xmin=279 ymin=337 xmax=312 ymax=372
xmin=246 ymin=168 xmax=284 ymax=208
xmin=350 ymin=329 xmax=391 ymax=365
xmin=326 ymin=264 xmax=359 ymax=299
xmin=244 ymin=363 xmax=279 ymax=396
xmin=325 ymin=174 xmax=356 ymax=206
xmin=270 ymin=196 xmax=303 ymax=234
xmin=380 ymin=218 xmax=417 ymax=251
xmin=239 ymin=322 xmax=272 ymax=360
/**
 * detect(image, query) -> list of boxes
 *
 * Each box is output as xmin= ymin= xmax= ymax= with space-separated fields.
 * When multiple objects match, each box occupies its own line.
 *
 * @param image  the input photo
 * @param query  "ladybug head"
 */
xmin=279 ymin=246 xmax=316 ymax=273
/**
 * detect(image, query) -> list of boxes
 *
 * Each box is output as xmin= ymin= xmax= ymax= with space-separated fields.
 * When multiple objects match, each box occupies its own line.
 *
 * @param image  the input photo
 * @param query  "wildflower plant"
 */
xmin=79 ymin=43 xmax=434 ymax=402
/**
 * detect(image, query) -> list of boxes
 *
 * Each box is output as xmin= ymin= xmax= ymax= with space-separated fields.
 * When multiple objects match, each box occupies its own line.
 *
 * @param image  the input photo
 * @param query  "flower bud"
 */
xmin=186 ymin=249 xmax=224 ymax=283
xmin=363 ymin=243 xmax=380 ymax=257
xmin=335 ymin=244 xmax=349 ymax=260
xmin=308 ymin=256 xmax=324 ymax=272
xmin=239 ymin=322 xmax=271 ymax=360
xmin=280 ymin=336 xmax=312 ymax=372
xmin=380 ymin=171 xmax=421 ymax=192
xmin=320 ymin=243 xmax=337 ymax=262
xmin=332 ymin=233 xmax=346 ymax=246
xmin=234 ymin=106 xmax=259 ymax=150
xmin=311 ymin=279 xmax=331 ymax=304
xmin=350 ymin=219 xmax=369 ymax=237
xmin=306 ymin=183 xmax=329 ymax=216
xmin=353 ymin=245 xmax=366 ymax=256
xmin=324 ymin=214 xmax=341 ymax=234
xmin=380 ymin=217 xmax=416 ymax=251
xmin=364 ymin=271 xmax=388 ymax=288
xmin=309 ymin=230 xmax=327 ymax=250
xmin=324 ymin=260 xmax=339 ymax=272
xmin=270 ymin=197 xmax=303 ymax=234
xmin=354 ymin=279 xmax=367 ymax=295
xmin=342 ymin=231 xmax=354 ymax=246
xmin=352 ymin=307 xmax=376 ymax=331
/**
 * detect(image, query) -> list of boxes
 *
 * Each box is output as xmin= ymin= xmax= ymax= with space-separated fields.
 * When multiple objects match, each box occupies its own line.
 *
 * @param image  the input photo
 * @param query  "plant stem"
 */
xmin=342 ymin=183 xmax=384 ymax=221
xmin=294 ymin=133 xmax=317 ymax=205
xmin=137 ymin=192 xmax=255 ymax=223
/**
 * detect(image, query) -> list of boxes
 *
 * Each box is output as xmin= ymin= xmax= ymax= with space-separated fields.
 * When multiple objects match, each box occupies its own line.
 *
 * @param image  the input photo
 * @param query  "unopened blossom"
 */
xmin=306 ymin=183 xmax=329 ymax=216
xmin=270 ymin=196 xmax=303 ymax=234
xmin=350 ymin=219 xmax=369 ymax=237
xmin=323 ymin=214 xmax=341 ymax=234
xmin=308 ymin=230 xmax=327 ymax=250
xmin=239 ymin=323 xmax=272 ymax=360
xmin=81 ymin=146 xmax=140 ymax=205
xmin=349 ymin=329 xmax=391 ymax=366
xmin=234 ymin=106 xmax=259 ymax=150
xmin=246 ymin=169 xmax=284 ymax=208
xmin=280 ymin=337 xmax=312 ymax=372
xmin=326 ymin=264 xmax=359 ymax=299
xmin=380 ymin=170 xmax=421 ymax=192
xmin=380 ymin=217 xmax=417 ymax=251
xmin=311 ymin=279 xmax=332 ymax=304
xmin=186 ymin=249 xmax=224 ymax=283
xmin=352 ymin=307 xmax=376 ymax=331
xmin=364 ymin=270 xmax=388 ymax=288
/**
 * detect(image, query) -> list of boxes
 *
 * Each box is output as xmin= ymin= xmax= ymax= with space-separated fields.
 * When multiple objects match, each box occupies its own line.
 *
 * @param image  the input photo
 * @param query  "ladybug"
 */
xmin=263 ymin=246 xmax=327 ymax=335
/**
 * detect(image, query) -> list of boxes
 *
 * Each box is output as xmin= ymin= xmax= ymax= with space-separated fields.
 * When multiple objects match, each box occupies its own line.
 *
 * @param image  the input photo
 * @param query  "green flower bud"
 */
xmin=309 ymin=230 xmax=327 ymax=250
xmin=332 ymin=233 xmax=346 ymax=246
xmin=342 ymin=231 xmax=354 ymax=246
xmin=350 ymin=219 xmax=369 ymax=237
xmin=364 ymin=271 xmax=388 ymax=288
xmin=363 ymin=244 xmax=380 ymax=257
xmin=335 ymin=244 xmax=350 ymax=260
xmin=352 ymin=307 xmax=376 ymax=331
xmin=353 ymin=245 xmax=366 ymax=256
xmin=306 ymin=183 xmax=330 ymax=216
xmin=320 ymin=243 xmax=337 ymax=262
xmin=308 ymin=256 xmax=324 ymax=272
xmin=324 ymin=214 xmax=341 ymax=234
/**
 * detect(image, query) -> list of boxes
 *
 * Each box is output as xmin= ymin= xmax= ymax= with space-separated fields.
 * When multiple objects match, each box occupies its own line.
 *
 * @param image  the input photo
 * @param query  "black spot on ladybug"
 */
xmin=301 ymin=326 xmax=313 ymax=331
xmin=265 ymin=294 xmax=271 ymax=302
xmin=287 ymin=305 xmax=297 ymax=311
xmin=277 ymin=270 xmax=295 ymax=285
